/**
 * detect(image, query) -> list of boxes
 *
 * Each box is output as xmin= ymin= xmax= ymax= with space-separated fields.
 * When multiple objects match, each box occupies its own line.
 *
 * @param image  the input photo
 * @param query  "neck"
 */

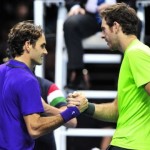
xmin=14 ymin=55 xmax=33 ymax=70
xmin=120 ymin=35 xmax=137 ymax=53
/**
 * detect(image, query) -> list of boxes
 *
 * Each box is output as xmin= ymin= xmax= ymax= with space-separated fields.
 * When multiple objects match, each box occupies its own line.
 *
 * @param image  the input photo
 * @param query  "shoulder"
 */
xmin=36 ymin=76 xmax=53 ymax=88
xmin=126 ymin=40 xmax=150 ymax=56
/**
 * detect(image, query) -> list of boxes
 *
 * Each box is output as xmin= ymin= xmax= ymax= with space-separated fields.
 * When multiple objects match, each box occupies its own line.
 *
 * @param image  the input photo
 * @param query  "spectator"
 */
xmin=63 ymin=0 xmax=116 ymax=90
xmin=34 ymin=76 xmax=77 ymax=150
xmin=64 ymin=1 xmax=116 ymax=149
xmin=117 ymin=0 xmax=142 ymax=39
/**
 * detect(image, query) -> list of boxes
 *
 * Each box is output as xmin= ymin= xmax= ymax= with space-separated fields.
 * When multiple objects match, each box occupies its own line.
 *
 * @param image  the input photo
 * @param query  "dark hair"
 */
xmin=100 ymin=3 xmax=139 ymax=36
xmin=7 ymin=20 xmax=43 ymax=58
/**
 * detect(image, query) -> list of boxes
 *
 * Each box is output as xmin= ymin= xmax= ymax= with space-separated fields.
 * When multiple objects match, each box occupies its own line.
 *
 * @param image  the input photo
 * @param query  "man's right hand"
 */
xmin=67 ymin=91 xmax=88 ymax=113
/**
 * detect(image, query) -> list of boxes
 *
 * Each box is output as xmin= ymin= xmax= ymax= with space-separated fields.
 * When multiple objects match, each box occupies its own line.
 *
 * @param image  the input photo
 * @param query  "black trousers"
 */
xmin=34 ymin=133 xmax=56 ymax=150
xmin=63 ymin=12 xmax=100 ymax=70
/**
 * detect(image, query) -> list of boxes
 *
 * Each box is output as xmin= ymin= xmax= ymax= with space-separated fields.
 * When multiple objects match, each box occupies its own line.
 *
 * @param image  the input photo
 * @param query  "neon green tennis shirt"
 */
xmin=111 ymin=39 xmax=150 ymax=150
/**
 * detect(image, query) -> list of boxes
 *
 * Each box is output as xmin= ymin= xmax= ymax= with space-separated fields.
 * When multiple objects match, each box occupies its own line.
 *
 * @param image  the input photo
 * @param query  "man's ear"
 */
xmin=24 ymin=41 xmax=32 ymax=53
xmin=113 ymin=21 xmax=121 ymax=33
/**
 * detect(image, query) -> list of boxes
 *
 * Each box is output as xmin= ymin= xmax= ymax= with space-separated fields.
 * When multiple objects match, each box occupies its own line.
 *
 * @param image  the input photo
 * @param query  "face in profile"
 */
xmin=101 ymin=18 xmax=120 ymax=51
xmin=29 ymin=33 xmax=48 ymax=66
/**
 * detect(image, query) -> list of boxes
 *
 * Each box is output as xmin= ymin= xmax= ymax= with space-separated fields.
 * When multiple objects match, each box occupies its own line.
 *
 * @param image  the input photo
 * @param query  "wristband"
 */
xmin=60 ymin=106 xmax=80 ymax=123
xmin=50 ymin=97 xmax=66 ymax=107
xmin=84 ymin=102 xmax=95 ymax=116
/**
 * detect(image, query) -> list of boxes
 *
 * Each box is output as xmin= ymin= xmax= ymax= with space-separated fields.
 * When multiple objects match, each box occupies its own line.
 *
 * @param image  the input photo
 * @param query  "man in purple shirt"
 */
xmin=0 ymin=20 xmax=88 ymax=150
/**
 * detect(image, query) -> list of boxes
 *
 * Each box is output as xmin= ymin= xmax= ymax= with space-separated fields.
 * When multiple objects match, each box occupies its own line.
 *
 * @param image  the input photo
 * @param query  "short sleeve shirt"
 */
xmin=111 ymin=39 xmax=150 ymax=150
xmin=0 ymin=60 xmax=44 ymax=150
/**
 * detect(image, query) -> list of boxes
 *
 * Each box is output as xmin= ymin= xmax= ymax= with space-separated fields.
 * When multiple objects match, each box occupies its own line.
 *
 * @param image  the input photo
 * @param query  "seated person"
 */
xmin=63 ymin=0 xmax=116 ymax=90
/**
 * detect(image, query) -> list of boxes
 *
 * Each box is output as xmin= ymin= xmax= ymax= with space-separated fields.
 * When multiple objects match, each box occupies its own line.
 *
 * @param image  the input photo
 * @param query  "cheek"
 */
xmin=105 ymin=30 xmax=111 ymax=37
xmin=108 ymin=32 xmax=115 ymax=41
xmin=30 ymin=50 xmax=39 ymax=59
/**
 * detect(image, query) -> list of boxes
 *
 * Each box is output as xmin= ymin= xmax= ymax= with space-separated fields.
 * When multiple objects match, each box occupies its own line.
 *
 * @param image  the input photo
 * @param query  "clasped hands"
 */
xmin=67 ymin=91 xmax=88 ymax=113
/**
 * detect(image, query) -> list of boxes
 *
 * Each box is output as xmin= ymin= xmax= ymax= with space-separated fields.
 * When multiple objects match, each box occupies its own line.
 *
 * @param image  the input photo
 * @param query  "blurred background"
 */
xmin=0 ymin=0 xmax=150 ymax=150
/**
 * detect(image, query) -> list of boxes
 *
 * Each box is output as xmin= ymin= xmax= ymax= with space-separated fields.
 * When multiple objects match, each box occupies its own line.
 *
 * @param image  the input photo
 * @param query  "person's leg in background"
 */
xmin=63 ymin=12 xmax=100 ymax=90
xmin=100 ymin=131 xmax=112 ymax=150
xmin=99 ymin=121 xmax=116 ymax=150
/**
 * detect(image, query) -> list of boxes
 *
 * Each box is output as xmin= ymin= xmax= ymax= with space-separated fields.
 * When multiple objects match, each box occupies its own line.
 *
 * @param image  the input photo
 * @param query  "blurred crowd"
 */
xmin=0 ymin=0 xmax=57 ymax=80
xmin=0 ymin=0 xmax=33 ymax=63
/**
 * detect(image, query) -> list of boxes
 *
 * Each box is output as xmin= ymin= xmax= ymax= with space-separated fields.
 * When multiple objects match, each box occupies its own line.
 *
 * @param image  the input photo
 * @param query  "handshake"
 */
xmin=60 ymin=91 xmax=95 ymax=123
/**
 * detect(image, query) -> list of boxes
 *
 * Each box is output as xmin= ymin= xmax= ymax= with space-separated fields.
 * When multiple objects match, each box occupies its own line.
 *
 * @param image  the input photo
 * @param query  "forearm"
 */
xmin=93 ymin=101 xmax=118 ymax=122
xmin=35 ymin=115 xmax=64 ymax=138
xmin=84 ymin=98 xmax=118 ymax=123
xmin=42 ymin=99 xmax=61 ymax=115
xmin=42 ymin=99 xmax=77 ymax=128
xmin=44 ymin=104 xmax=61 ymax=115
xmin=67 ymin=91 xmax=118 ymax=122
xmin=25 ymin=106 xmax=80 ymax=139
xmin=24 ymin=114 xmax=64 ymax=139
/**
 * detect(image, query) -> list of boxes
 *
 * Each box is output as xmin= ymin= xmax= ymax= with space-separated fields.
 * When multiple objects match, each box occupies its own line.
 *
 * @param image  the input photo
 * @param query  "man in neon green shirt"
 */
xmin=67 ymin=3 xmax=150 ymax=150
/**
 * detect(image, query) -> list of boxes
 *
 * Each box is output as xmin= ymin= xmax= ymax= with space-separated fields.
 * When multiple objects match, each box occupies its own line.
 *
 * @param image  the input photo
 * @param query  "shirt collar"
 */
xmin=6 ymin=59 xmax=33 ymax=74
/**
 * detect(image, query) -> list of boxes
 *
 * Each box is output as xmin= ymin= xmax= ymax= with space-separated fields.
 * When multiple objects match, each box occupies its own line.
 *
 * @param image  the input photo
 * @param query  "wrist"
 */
xmin=84 ymin=102 xmax=95 ymax=116
xmin=60 ymin=106 xmax=80 ymax=123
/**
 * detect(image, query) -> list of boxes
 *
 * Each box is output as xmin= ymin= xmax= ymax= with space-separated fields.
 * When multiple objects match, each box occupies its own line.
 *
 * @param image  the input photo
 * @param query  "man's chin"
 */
xmin=34 ymin=61 xmax=42 ymax=66
xmin=36 ymin=62 xmax=42 ymax=65
xmin=110 ymin=47 xmax=118 ymax=51
xmin=112 ymin=49 xmax=118 ymax=51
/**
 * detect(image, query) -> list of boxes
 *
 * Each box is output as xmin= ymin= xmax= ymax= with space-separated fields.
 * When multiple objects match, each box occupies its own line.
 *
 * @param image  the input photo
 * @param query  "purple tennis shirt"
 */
xmin=0 ymin=60 xmax=44 ymax=150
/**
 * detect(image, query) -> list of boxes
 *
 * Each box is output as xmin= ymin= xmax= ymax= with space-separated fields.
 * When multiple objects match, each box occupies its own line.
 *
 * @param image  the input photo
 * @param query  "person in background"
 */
xmin=68 ymin=3 xmax=150 ymax=150
xmin=64 ymin=1 xmax=116 ymax=149
xmin=0 ymin=44 xmax=9 ymax=64
xmin=0 ymin=20 xmax=87 ymax=150
xmin=64 ymin=0 xmax=116 ymax=90
xmin=117 ymin=0 xmax=142 ymax=39
xmin=34 ymin=75 xmax=77 ymax=150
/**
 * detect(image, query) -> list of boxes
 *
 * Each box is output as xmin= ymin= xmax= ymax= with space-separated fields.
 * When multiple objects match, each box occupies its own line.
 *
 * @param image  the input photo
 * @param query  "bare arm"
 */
xmin=42 ymin=99 xmax=61 ymax=115
xmin=42 ymin=100 xmax=77 ymax=128
xmin=24 ymin=113 xmax=63 ymax=139
xmin=67 ymin=92 xmax=118 ymax=123
xmin=24 ymin=97 xmax=87 ymax=139
xmin=93 ymin=97 xmax=118 ymax=122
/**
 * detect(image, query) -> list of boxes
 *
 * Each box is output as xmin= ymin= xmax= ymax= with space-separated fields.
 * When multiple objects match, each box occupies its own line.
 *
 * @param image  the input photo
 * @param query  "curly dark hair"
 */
xmin=100 ymin=3 xmax=139 ymax=36
xmin=7 ymin=20 xmax=43 ymax=58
